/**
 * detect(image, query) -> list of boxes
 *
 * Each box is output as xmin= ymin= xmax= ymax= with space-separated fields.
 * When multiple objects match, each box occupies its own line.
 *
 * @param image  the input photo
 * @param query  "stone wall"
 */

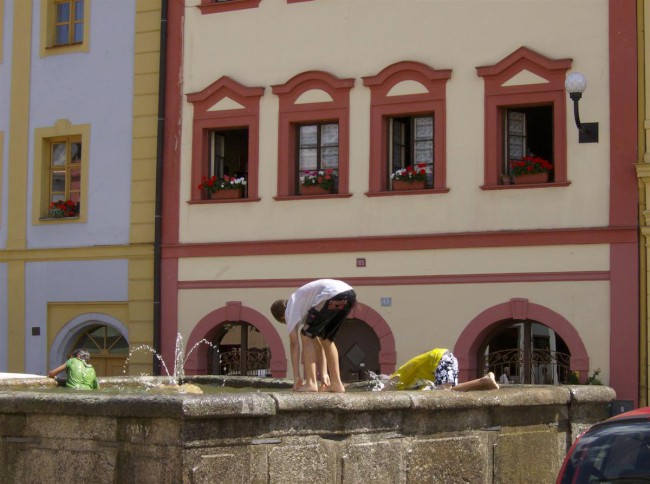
xmin=0 ymin=380 xmax=615 ymax=483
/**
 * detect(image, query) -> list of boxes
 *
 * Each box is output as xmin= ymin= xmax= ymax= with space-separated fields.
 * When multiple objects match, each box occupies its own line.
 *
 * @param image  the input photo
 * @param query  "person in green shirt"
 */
xmin=48 ymin=348 xmax=99 ymax=390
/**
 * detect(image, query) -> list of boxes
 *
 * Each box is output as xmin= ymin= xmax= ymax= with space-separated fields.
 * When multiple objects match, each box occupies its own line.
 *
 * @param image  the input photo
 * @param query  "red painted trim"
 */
xmin=454 ymin=299 xmax=590 ymax=383
xmin=160 ymin=0 xmax=185 ymax=367
xmin=198 ymin=0 xmax=261 ymax=15
xmin=287 ymin=0 xmax=313 ymax=3
xmin=609 ymin=244 xmax=639 ymax=404
xmin=608 ymin=0 xmax=639 ymax=406
xmin=162 ymin=226 xmax=637 ymax=259
xmin=184 ymin=302 xmax=288 ymax=377
xmin=272 ymin=71 xmax=354 ymax=197
xmin=162 ymin=0 xmax=184 ymax=248
xmin=609 ymin=2 xmax=638 ymax=227
xmin=187 ymin=76 xmax=264 ymax=201
xmin=362 ymin=61 xmax=451 ymax=193
xmin=160 ymin=258 xmax=180 ymax=370
xmin=476 ymin=47 xmax=570 ymax=186
xmin=178 ymin=272 xmax=610 ymax=290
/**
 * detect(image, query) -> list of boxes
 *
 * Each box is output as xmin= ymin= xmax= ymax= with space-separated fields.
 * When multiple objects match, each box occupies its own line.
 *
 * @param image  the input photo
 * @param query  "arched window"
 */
xmin=480 ymin=320 xmax=571 ymax=384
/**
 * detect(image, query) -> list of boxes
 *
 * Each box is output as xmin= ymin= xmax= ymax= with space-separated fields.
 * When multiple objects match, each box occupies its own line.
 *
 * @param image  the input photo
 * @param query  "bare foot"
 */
xmin=295 ymin=384 xmax=319 ymax=392
xmin=318 ymin=383 xmax=330 ymax=392
xmin=324 ymin=384 xmax=345 ymax=393
xmin=485 ymin=372 xmax=500 ymax=390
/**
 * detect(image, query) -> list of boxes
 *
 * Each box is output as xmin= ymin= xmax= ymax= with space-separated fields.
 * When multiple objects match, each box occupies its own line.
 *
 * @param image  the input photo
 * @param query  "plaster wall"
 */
xmin=178 ymin=244 xmax=610 ymax=280
xmin=23 ymin=259 xmax=129 ymax=375
xmin=0 ymin=262 xmax=6 ymax=371
xmin=25 ymin=0 xmax=136 ymax=248
xmin=177 ymin=279 xmax=611 ymax=384
xmin=178 ymin=0 xmax=610 ymax=244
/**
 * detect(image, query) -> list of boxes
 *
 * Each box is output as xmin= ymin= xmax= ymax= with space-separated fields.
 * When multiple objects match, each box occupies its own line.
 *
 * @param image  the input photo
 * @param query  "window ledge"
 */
xmin=274 ymin=193 xmax=353 ymax=201
xmin=39 ymin=216 xmax=81 ymax=223
xmin=365 ymin=188 xmax=450 ymax=197
xmin=188 ymin=197 xmax=261 ymax=204
xmin=481 ymin=181 xmax=571 ymax=190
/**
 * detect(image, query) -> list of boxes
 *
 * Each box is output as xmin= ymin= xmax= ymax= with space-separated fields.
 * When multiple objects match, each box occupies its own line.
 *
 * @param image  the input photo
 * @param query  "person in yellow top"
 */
xmin=382 ymin=348 xmax=499 ymax=392
xmin=48 ymin=349 xmax=100 ymax=390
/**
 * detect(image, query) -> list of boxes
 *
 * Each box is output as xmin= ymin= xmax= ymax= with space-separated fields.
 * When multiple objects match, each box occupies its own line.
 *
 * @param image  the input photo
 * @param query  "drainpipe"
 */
xmin=153 ymin=0 xmax=168 ymax=375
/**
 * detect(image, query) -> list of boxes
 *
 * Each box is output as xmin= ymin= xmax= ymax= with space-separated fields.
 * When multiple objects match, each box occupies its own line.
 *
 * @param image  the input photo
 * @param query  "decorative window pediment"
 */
xmin=187 ymin=77 xmax=264 ymax=202
xmin=476 ymin=47 xmax=572 ymax=188
xmin=272 ymin=71 xmax=354 ymax=198
xmin=362 ymin=61 xmax=451 ymax=194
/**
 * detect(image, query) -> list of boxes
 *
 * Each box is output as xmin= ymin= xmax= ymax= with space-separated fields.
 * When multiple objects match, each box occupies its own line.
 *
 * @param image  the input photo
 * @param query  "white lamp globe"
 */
xmin=565 ymin=72 xmax=587 ymax=94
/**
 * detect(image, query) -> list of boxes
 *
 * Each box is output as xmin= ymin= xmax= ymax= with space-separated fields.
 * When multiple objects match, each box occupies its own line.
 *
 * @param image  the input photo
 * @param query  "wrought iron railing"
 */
xmin=215 ymin=348 xmax=271 ymax=377
xmin=483 ymin=348 xmax=571 ymax=384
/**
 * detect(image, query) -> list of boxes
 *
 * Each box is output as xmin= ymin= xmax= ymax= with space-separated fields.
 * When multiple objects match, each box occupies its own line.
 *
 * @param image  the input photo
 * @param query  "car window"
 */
xmin=561 ymin=421 xmax=650 ymax=483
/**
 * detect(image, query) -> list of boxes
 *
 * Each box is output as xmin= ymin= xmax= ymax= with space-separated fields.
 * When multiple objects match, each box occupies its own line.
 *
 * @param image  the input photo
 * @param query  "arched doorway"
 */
xmin=336 ymin=318 xmax=380 ymax=382
xmin=72 ymin=324 xmax=129 ymax=377
xmin=480 ymin=320 xmax=571 ymax=384
xmin=207 ymin=322 xmax=271 ymax=377
xmin=454 ymin=298 xmax=589 ymax=384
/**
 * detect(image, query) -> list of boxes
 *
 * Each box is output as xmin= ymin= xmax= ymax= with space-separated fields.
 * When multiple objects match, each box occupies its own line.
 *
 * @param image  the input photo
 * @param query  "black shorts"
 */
xmin=301 ymin=290 xmax=356 ymax=341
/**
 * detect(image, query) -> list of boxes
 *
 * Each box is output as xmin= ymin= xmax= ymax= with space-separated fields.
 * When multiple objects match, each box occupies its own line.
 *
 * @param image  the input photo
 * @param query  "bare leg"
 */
xmin=451 ymin=372 xmax=499 ymax=392
xmin=320 ymin=339 xmax=345 ymax=392
xmin=296 ymin=333 xmax=319 ymax=392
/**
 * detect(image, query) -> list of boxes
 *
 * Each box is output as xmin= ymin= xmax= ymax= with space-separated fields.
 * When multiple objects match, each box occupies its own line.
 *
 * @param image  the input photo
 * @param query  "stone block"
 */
xmin=26 ymin=414 xmax=117 ymax=441
xmin=406 ymin=435 xmax=490 ymax=483
xmin=342 ymin=439 xmax=404 ymax=483
xmin=268 ymin=442 xmax=337 ymax=484
xmin=18 ymin=448 xmax=116 ymax=484
xmin=494 ymin=429 xmax=565 ymax=483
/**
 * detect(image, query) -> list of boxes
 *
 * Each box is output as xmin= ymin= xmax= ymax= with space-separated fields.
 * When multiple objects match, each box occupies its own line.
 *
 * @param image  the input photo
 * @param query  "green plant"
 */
xmin=300 ymin=169 xmax=337 ymax=190
xmin=585 ymin=368 xmax=603 ymax=385
xmin=198 ymin=174 xmax=247 ymax=192
xmin=391 ymin=163 xmax=428 ymax=182
xmin=510 ymin=155 xmax=553 ymax=176
xmin=48 ymin=199 xmax=79 ymax=218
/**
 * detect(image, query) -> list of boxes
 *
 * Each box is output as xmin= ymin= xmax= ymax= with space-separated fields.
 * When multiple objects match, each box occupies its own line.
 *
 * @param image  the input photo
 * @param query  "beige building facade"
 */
xmin=161 ymin=0 xmax=640 ymax=403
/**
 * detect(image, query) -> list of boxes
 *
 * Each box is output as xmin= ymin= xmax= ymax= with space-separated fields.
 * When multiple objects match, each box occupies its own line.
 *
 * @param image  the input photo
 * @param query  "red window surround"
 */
xmin=272 ymin=71 xmax=354 ymax=199
xmin=186 ymin=76 xmax=264 ymax=202
xmin=362 ymin=61 xmax=451 ymax=195
xmin=198 ymin=0 xmax=261 ymax=14
xmin=476 ymin=47 xmax=572 ymax=189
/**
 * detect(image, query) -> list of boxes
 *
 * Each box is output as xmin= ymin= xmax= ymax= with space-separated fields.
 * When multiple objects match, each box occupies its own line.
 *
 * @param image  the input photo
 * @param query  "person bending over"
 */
xmin=271 ymin=279 xmax=356 ymax=393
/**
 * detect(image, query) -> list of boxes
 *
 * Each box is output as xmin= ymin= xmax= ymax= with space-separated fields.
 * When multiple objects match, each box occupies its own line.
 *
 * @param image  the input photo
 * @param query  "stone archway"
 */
xmin=183 ymin=300 xmax=397 ymax=378
xmin=49 ymin=313 xmax=129 ymax=371
xmin=453 ymin=298 xmax=589 ymax=383
xmin=184 ymin=301 xmax=287 ymax=377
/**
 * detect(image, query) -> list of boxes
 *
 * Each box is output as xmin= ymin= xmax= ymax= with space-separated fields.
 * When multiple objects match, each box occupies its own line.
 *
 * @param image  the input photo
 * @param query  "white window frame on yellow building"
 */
xmin=40 ymin=0 xmax=90 ymax=57
xmin=32 ymin=119 xmax=89 ymax=224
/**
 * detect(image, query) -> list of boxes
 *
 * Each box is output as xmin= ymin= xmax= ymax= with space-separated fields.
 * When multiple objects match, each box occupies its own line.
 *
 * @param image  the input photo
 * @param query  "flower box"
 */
xmin=300 ymin=185 xmax=332 ymax=196
xmin=512 ymin=172 xmax=549 ymax=185
xmin=210 ymin=188 xmax=244 ymax=200
xmin=392 ymin=179 xmax=426 ymax=191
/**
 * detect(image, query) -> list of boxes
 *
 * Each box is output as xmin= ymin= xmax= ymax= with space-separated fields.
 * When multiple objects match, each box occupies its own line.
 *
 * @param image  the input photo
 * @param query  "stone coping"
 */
xmin=0 ymin=375 xmax=616 ymax=420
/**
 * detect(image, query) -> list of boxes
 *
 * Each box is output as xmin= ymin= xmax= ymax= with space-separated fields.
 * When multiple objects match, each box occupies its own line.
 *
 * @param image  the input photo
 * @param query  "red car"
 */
xmin=557 ymin=407 xmax=650 ymax=483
